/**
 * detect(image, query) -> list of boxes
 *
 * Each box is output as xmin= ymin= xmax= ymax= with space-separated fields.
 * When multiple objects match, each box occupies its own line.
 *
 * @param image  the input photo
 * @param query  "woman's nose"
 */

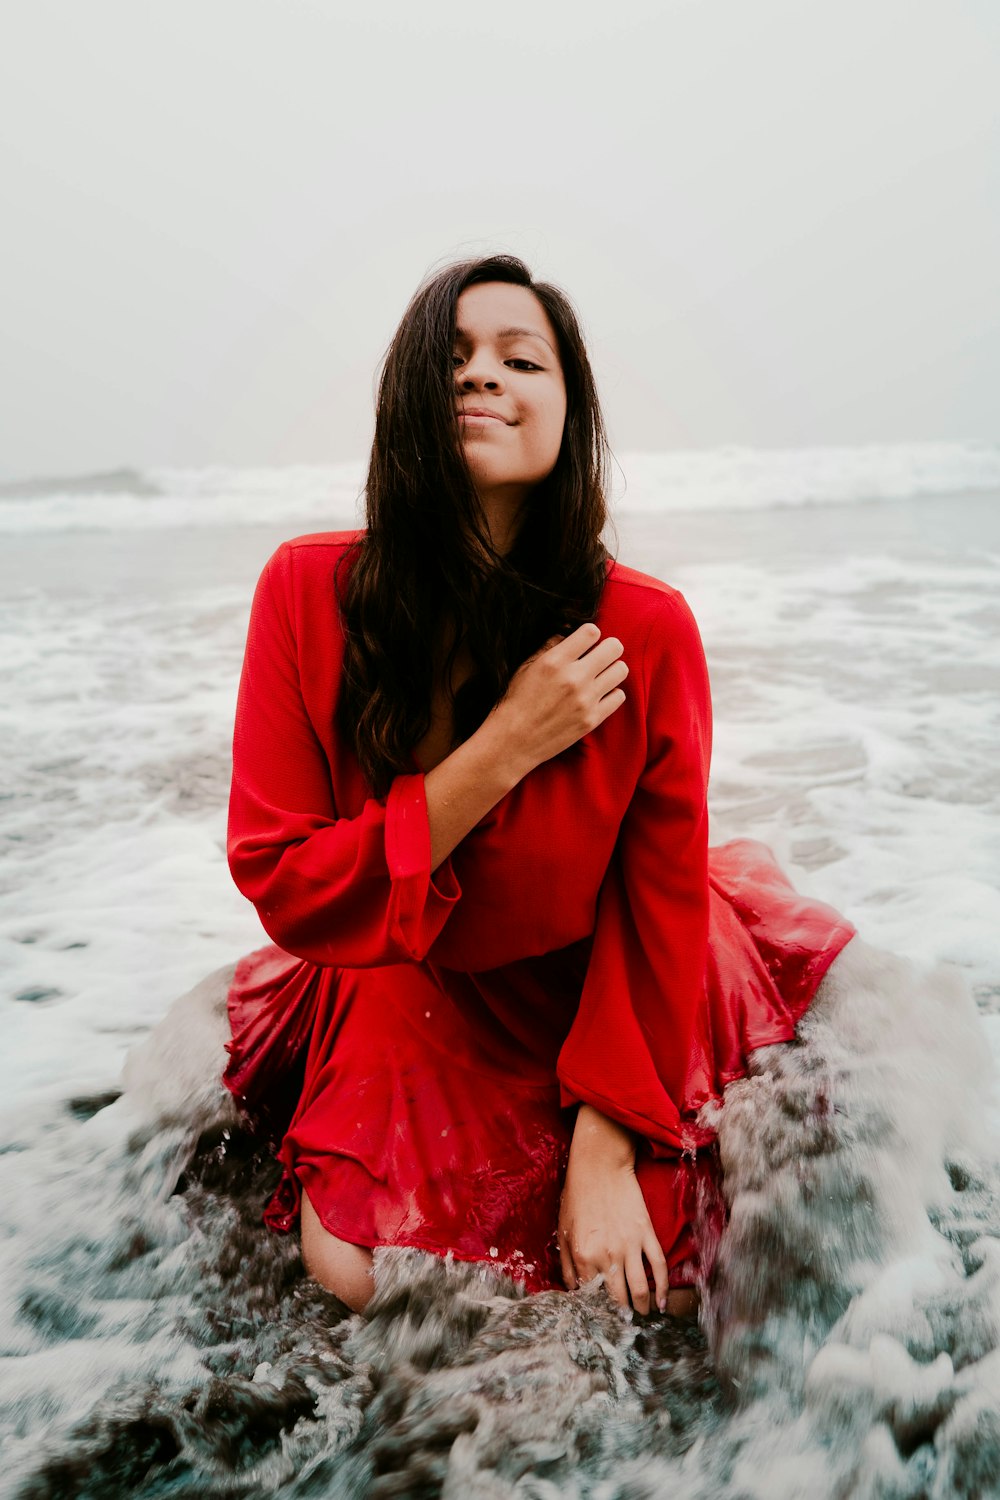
xmin=457 ymin=358 xmax=504 ymax=392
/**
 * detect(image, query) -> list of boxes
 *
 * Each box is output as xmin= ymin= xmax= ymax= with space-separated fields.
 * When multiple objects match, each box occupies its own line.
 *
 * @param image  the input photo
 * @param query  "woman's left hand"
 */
xmin=557 ymin=1104 xmax=669 ymax=1315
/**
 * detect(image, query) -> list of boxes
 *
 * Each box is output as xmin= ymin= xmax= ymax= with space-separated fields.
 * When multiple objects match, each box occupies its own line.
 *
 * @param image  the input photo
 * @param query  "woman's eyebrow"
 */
xmin=454 ymin=325 xmax=555 ymax=355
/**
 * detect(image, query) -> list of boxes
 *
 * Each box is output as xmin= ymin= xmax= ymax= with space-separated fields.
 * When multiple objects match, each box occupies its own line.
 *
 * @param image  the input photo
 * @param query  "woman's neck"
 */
xmin=478 ymin=485 xmax=529 ymax=557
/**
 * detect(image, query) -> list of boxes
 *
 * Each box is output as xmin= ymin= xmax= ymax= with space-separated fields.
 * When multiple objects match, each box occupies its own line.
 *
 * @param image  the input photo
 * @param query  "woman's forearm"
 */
xmin=423 ymin=716 xmax=533 ymax=871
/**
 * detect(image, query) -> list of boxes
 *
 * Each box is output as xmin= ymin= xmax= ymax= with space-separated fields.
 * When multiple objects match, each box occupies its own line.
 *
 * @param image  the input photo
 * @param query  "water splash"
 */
xmin=3 ymin=939 xmax=1000 ymax=1497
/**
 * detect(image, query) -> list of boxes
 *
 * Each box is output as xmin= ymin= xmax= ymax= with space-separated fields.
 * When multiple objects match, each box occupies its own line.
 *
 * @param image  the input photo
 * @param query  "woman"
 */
xmin=223 ymin=254 xmax=855 ymax=1317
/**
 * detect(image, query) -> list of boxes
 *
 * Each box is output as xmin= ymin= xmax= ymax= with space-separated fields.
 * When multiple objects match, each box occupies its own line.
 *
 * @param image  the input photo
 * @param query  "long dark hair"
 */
xmin=337 ymin=253 xmax=612 ymax=797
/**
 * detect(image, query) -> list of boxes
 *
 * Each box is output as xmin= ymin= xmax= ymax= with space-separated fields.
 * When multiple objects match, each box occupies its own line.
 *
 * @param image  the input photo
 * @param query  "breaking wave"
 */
xmin=1 ymin=443 xmax=997 ymax=533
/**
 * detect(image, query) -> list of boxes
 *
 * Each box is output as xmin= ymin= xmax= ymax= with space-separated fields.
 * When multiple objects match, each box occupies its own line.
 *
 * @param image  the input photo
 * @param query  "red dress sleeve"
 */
xmin=227 ymin=546 xmax=461 ymax=967
xmin=556 ymin=588 xmax=711 ymax=1153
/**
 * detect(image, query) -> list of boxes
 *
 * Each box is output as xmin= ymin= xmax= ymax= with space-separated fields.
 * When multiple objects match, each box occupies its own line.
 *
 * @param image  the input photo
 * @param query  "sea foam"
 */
xmin=3 ymin=936 xmax=999 ymax=1496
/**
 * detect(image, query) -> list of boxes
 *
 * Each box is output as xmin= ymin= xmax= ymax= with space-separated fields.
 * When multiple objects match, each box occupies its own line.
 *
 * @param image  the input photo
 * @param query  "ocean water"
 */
xmin=1 ymin=445 xmax=999 ymax=1497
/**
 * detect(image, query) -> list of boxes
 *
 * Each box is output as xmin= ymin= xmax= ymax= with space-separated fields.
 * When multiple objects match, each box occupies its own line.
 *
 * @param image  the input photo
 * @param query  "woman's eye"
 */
xmin=451 ymin=355 xmax=464 ymax=368
xmin=506 ymin=358 xmax=540 ymax=371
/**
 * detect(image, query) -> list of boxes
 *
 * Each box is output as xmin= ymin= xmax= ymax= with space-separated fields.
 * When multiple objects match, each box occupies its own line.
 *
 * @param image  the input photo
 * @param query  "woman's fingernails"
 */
xmin=657 ymin=1298 xmax=667 ymax=1312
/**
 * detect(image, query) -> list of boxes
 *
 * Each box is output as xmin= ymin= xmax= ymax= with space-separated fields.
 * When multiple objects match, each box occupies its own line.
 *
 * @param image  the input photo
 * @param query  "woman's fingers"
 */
xmin=593 ymin=688 xmax=627 ymax=726
xmin=558 ymin=1230 xmax=578 ymax=1291
xmin=581 ymin=635 xmax=624 ymax=672
xmin=625 ymin=1252 xmax=652 ymax=1315
xmin=569 ymin=1250 xmax=645 ymax=1314
xmin=601 ymin=1259 xmax=631 ymax=1311
xmin=551 ymin=625 xmax=624 ymax=671
xmin=645 ymin=1240 xmax=670 ymax=1314
xmin=548 ymin=621 xmax=601 ymax=659
xmin=522 ymin=633 xmax=570 ymax=669
xmin=569 ymin=1244 xmax=670 ymax=1317
xmin=595 ymin=656 xmax=629 ymax=697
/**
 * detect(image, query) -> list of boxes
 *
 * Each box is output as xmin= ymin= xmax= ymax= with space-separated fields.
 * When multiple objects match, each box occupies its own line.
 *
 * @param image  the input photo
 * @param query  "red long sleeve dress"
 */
xmin=223 ymin=532 xmax=856 ymax=1291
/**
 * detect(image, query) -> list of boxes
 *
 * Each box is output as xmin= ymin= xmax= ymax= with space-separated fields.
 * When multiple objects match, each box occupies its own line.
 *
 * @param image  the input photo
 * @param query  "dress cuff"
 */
xmin=385 ymin=773 xmax=461 ymax=959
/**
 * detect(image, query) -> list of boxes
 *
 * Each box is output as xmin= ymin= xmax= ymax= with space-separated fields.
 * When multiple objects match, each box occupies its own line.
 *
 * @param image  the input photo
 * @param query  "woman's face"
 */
xmin=453 ymin=281 xmax=568 ymax=501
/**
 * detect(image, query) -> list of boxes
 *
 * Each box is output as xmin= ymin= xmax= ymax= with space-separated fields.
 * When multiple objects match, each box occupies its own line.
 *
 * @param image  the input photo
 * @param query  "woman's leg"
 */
xmin=662 ymin=1288 xmax=700 ymax=1318
xmin=300 ymin=1187 xmax=375 ymax=1313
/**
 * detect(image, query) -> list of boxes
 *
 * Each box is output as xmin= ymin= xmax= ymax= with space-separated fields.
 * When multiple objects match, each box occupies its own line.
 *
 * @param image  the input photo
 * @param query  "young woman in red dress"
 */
xmin=223 ymin=254 xmax=855 ymax=1317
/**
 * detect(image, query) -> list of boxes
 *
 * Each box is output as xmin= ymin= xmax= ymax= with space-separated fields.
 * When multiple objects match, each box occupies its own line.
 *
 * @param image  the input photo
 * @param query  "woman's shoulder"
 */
xmin=265 ymin=528 xmax=364 ymax=573
xmin=602 ymin=559 xmax=700 ymax=640
xmin=248 ymin=531 xmax=364 ymax=638
xmin=603 ymin=560 xmax=709 ymax=700
xmin=257 ymin=529 xmax=364 ymax=598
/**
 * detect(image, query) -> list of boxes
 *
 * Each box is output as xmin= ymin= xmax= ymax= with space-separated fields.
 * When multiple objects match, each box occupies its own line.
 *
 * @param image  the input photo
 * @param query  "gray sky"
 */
xmin=1 ymin=0 xmax=997 ymax=482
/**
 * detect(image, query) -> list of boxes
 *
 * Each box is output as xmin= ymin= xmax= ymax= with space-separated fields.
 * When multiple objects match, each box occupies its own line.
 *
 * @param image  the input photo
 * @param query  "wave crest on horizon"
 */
xmin=0 ymin=442 xmax=997 ymax=533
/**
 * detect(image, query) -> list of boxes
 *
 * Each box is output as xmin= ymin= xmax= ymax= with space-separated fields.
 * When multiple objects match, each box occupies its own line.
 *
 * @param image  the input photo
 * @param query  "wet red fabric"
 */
xmin=223 ymin=533 xmax=855 ymax=1290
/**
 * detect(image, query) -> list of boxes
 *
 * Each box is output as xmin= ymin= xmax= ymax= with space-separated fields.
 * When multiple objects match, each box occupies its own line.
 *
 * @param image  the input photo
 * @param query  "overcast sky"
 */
xmin=1 ymin=0 xmax=997 ymax=482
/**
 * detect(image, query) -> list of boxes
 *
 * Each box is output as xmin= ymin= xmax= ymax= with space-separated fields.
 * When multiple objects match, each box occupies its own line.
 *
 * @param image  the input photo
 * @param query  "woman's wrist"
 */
xmin=474 ymin=704 xmax=539 ymax=788
xmin=569 ymin=1104 xmax=636 ymax=1170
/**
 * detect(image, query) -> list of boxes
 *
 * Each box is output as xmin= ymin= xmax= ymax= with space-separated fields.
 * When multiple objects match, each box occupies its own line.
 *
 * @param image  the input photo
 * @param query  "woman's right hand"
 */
xmin=488 ymin=623 xmax=628 ymax=775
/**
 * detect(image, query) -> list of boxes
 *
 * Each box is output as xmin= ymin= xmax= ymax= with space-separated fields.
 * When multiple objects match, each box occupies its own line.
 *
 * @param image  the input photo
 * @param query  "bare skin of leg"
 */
xmin=663 ymin=1288 xmax=700 ymax=1319
xmin=300 ymin=1188 xmax=375 ymax=1313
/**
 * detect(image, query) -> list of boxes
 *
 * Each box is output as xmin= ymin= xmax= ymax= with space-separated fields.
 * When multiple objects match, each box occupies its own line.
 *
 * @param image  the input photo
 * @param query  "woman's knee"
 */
xmin=300 ymin=1187 xmax=374 ymax=1313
